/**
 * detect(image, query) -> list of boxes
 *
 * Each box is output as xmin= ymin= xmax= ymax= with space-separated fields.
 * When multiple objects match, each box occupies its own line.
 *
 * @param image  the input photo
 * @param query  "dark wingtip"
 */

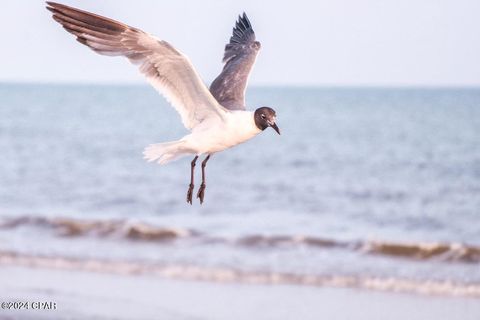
xmin=46 ymin=1 xmax=60 ymax=9
xmin=228 ymin=11 xmax=255 ymax=46
xmin=45 ymin=2 xmax=56 ymax=15
xmin=241 ymin=12 xmax=252 ymax=28
xmin=75 ymin=37 xmax=88 ymax=46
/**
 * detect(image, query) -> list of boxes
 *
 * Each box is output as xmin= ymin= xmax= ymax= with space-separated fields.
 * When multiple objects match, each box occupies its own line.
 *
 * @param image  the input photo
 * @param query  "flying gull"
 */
xmin=46 ymin=2 xmax=280 ymax=204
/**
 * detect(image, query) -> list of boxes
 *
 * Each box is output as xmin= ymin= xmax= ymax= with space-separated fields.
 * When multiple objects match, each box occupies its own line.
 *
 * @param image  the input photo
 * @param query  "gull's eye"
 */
xmin=261 ymin=114 xmax=266 ymax=119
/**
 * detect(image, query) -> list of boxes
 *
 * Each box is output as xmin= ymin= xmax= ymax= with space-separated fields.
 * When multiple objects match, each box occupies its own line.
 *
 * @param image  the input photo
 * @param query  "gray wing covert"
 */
xmin=210 ymin=13 xmax=261 ymax=110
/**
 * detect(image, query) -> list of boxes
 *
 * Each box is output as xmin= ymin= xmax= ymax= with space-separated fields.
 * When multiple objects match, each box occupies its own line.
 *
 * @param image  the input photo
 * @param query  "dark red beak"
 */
xmin=270 ymin=122 xmax=280 ymax=135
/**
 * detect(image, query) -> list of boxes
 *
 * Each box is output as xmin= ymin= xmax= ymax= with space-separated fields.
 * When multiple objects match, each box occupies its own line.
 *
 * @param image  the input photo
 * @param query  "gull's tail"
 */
xmin=143 ymin=140 xmax=192 ymax=165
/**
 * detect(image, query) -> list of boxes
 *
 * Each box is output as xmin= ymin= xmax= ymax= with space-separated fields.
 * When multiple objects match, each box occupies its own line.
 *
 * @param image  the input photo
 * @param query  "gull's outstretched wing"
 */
xmin=210 ymin=13 xmax=261 ymax=111
xmin=46 ymin=2 xmax=227 ymax=130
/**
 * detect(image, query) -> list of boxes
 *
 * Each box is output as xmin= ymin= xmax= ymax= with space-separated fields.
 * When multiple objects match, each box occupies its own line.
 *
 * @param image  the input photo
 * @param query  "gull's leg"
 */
xmin=196 ymin=154 xmax=211 ymax=204
xmin=186 ymin=156 xmax=198 ymax=204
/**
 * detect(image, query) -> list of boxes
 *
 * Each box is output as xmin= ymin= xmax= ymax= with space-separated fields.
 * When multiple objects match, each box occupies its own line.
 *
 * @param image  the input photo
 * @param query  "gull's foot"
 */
xmin=186 ymin=183 xmax=194 ymax=205
xmin=196 ymin=183 xmax=206 ymax=204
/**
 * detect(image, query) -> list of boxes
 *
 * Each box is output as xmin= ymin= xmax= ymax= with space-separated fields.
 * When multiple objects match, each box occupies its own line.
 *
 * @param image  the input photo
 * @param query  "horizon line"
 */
xmin=1 ymin=80 xmax=479 ymax=90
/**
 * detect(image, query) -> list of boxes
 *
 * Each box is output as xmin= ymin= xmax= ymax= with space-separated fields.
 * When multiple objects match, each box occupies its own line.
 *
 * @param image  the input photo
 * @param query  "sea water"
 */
xmin=0 ymin=84 xmax=479 ymax=295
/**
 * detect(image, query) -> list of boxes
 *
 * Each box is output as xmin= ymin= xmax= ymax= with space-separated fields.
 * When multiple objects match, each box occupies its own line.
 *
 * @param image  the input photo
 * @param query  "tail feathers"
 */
xmin=143 ymin=141 xmax=192 ymax=165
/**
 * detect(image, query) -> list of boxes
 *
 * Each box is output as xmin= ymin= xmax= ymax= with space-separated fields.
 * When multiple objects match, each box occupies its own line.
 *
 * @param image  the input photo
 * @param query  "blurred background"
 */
xmin=0 ymin=1 xmax=480 ymax=319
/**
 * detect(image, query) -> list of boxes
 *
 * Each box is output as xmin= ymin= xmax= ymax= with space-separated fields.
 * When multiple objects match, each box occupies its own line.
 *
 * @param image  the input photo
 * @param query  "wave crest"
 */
xmin=1 ymin=215 xmax=480 ymax=263
xmin=0 ymin=216 xmax=193 ymax=241
xmin=363 ymin=241 xmax=480 ymax=263
xmin=1 ymin=250 xmax=479 ymax=298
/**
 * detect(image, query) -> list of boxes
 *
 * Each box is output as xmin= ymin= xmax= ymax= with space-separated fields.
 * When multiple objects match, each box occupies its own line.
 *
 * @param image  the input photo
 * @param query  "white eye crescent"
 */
xmin=261 ymin=114 xmax=266 ymax=119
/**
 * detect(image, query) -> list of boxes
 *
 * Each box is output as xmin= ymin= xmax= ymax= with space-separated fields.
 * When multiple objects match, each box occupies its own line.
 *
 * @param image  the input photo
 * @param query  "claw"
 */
xmin=186 ymin=183 xmax=194 ymax=204
xmin=196 ymin=183 xmax=206 ymax=204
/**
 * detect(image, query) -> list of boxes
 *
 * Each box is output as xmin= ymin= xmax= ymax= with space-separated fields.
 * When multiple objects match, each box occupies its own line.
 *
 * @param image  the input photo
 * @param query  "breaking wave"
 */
xmin=1 ymin=250 xmax=479 ymax=298
xmin=0 ymin=215 xmax=194 ymax=240
xmin=1 ymin=215 xmax=480 ymax=263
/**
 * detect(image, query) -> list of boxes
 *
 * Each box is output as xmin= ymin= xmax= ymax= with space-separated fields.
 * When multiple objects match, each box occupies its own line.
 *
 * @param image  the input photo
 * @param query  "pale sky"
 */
xmin=1 ymin=0 xmax=479 ymax=86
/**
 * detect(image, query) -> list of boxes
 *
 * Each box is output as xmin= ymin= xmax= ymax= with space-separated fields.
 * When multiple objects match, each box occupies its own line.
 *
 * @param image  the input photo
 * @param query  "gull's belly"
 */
xmin=184 ymin=111 xmax=261 ymax=155
xmin=195 ymin=125 xmax=259 ymax=153
xmin=187 ymin=119 xmax=259 ymax=154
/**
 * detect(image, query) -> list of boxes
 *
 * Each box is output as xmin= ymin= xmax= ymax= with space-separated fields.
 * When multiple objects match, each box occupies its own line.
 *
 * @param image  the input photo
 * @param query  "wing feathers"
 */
xmin=209 ymin=13 xmax=260 ymax=111
xmin=46 ymin=2 xmax=226 ymax=129
xmin=47 ymin=2 xmax=127 ymax=33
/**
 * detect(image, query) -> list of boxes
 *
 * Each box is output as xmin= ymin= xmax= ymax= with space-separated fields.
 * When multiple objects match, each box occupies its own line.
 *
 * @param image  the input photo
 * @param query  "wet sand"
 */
xmin=1 ymin=266 xmax=479 ymax=320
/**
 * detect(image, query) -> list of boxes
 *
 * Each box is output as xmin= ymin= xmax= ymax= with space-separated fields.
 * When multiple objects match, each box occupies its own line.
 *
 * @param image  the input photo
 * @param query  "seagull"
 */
xmin=46 ymin=2 xmax=280 ymax=204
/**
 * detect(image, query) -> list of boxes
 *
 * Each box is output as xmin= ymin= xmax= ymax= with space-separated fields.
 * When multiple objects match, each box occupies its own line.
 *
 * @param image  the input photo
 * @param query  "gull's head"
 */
xmin=254 ymin=107 xmax=280 ymax=135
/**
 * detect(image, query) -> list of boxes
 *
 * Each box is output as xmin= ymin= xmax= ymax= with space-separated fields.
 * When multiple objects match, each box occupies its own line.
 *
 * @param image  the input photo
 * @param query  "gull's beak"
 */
xmin=269 ymin=122 xmax=280 ymax=135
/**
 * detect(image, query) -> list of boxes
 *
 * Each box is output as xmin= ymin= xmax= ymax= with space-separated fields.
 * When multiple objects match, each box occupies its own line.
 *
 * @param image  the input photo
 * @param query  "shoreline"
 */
xmin=1 ymin=250 xmax=480 ymax=299
xmin=1 ymin=265 xmax=480 ymax=320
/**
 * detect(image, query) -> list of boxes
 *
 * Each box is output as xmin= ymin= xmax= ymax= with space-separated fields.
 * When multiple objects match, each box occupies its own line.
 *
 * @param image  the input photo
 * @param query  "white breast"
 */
xmin=185 ymin=111 xmax=261 ymax=154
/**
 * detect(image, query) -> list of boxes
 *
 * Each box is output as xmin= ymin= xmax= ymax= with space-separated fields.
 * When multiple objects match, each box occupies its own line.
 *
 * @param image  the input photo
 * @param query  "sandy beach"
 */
xmin=1 ymin=265 xmax=479 ymax=320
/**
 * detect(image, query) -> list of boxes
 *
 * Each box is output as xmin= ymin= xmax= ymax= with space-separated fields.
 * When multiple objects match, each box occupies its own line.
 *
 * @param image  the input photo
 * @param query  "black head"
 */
xmin=254 ymin=107 xmax=280 ymax=134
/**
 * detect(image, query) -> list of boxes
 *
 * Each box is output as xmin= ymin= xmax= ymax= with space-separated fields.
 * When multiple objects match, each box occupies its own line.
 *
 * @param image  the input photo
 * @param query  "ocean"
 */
xmin=1 ymin=83 xmax=479 ymax=296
